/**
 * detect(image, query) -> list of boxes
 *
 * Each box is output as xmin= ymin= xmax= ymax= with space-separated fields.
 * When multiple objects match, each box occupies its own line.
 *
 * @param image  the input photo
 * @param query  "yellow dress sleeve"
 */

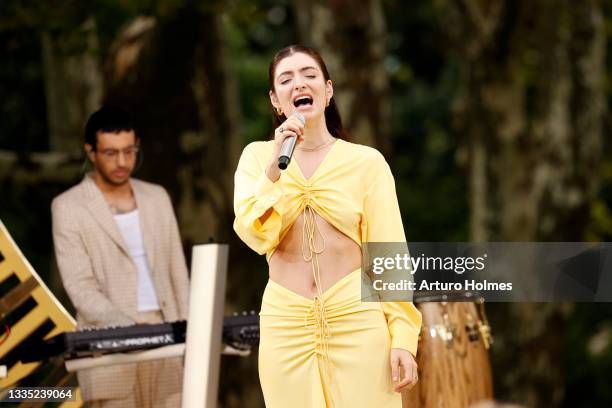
xmin=364 ymin=152 xmax=422 ymax=357
xmin=233 ymin=143 xmax=284 ymax=255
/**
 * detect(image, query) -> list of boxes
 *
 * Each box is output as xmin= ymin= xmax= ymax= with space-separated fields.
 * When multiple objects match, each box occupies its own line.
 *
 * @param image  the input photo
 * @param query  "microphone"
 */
xmin=278 ymin=111 xmax=305 ymax=170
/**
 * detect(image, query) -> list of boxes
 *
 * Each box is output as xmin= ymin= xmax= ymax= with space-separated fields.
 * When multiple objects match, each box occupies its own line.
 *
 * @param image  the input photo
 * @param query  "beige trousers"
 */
xmin=88 ymin=311 xmax=183 ymax=408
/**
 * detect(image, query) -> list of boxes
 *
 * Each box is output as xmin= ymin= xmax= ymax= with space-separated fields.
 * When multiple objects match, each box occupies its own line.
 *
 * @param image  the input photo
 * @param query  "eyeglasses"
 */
xmin=97 ymin=146 xmax=140 ymax=160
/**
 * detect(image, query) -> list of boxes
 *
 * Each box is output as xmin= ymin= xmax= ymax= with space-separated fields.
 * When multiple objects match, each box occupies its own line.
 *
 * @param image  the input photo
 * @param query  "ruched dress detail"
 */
xmin=233 ymin=139 xmax=422 ymax=407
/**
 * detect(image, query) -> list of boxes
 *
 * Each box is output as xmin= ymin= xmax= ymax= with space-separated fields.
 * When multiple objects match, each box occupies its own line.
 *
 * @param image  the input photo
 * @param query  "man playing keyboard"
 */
xmin=51 ymin=106 xmax=189 ymax=408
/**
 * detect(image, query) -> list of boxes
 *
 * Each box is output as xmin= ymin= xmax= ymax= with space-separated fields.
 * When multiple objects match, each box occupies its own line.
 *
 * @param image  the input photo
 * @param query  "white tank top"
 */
xmin=113 ymin=209 xmax=161 ymax=312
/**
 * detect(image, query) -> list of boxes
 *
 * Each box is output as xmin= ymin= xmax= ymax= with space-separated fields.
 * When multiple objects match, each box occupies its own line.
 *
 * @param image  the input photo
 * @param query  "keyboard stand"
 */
xmin=64 ymin=243 xmax=233 ymax=408
xmin=65 ymin=343 xmax=250 ymax=372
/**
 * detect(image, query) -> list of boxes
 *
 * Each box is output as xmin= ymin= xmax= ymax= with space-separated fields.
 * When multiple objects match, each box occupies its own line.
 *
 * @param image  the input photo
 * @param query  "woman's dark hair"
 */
xmin=85 ymin=105 xmax=136 ymax=150
xmin=268 ymin=44 xmax=349 ymax=140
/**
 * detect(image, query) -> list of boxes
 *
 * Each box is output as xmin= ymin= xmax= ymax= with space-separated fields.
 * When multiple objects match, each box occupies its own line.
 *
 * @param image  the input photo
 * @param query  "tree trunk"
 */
xmin=434 ymin=0 xmax=605 ymax=406
xmin=41 ymin=18 xmax=103 ymax=154
xmin=181 ymin=9 xmax=242 ymax=246
xmin=102 ymin=7 xmax=261 ymax=407
xmin=294 ymin=0 xmax=391 ymax=155
xmin=104 ymin=6 xmax=243 ymax=246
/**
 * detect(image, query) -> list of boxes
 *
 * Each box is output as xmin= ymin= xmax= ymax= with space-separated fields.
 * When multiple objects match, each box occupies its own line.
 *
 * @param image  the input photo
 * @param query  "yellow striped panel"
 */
xmin=0 ymin=361 xmax=39 ymax=388
xmin=0 ymin=220 xmax=78 ymax=391
xmin=0 ymin=261 xmax=13 ymax=282
xmin=0 ymin=305 xmax=47 ymax=356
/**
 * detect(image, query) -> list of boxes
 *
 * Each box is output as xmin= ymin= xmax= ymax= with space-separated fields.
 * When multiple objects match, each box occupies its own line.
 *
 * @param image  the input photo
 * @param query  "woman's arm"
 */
xmin=363 ymin=151 xmax=422 ymax=357
xmin=233 ymin=142 xmax=284 ymax=255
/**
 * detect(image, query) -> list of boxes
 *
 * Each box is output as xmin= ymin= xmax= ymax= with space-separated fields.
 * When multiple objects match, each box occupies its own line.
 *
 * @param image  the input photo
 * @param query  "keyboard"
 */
xmin=23 ymin=312 xmax=259 ymax=362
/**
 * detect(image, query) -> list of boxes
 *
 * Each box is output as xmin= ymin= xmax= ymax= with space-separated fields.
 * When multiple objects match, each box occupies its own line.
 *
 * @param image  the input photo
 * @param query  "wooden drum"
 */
xmin=402 ymin=292 xmax=494 ymax=408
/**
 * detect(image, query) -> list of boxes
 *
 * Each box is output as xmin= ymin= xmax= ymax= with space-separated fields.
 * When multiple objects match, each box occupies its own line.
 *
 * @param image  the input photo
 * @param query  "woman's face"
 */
xmin=270 ymin=52 xmax=333 ymax=121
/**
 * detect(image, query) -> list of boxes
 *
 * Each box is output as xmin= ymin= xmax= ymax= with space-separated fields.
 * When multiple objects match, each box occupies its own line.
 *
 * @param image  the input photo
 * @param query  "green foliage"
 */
xmin=588 ymin=160 xmax=612 ymax=241
xmin=385 ymin=0 xmax=468 ymax=240
xmin=564 ymin=303 xmax=612 ymax=408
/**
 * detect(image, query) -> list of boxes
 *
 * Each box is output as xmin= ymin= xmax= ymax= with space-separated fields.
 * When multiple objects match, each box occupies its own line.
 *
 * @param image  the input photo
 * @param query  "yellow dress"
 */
xmin=233 ymin=138 xmax=422 ymax=407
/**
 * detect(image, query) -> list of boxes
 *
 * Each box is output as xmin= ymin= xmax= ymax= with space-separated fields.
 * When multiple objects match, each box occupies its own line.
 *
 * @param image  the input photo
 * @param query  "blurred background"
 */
xmin=1 ymin=0 xmax=611 ymax=406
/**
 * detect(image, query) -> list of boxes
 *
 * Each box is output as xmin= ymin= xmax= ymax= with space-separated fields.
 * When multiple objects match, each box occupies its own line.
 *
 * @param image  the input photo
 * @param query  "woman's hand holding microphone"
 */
xmin=266 ymin=113 xmax=305 ymax=182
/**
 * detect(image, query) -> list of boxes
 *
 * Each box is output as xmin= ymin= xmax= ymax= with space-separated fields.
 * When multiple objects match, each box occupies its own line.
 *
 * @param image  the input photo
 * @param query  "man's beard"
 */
xmin=99 ymin=168 xmax=132 ymax=186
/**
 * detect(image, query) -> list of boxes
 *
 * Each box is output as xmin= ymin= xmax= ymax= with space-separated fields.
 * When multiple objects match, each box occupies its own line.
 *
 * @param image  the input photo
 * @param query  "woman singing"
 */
xmin=233 ymin=45 xmax=422 ymax=407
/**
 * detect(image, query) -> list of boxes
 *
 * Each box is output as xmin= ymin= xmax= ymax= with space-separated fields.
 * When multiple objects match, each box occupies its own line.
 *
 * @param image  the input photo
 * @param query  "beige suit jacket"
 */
xmin=51 ymin=175 xmax=189 ymax=401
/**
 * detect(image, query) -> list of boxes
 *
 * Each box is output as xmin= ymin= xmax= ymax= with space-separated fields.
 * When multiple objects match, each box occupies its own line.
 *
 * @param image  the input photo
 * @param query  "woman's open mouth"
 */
xmin=293 ymin=95 xmax=313 ymax=108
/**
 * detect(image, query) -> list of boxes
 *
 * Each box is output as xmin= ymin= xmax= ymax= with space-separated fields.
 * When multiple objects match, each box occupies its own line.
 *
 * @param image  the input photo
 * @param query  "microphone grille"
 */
xmin=293 ymin=111 xmax=305 ymax=125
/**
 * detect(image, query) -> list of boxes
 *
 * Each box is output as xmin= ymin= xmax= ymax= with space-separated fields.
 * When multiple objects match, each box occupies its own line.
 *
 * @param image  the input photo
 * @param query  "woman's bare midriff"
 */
xmin=269 ymin=209 xmax=362 ymax=300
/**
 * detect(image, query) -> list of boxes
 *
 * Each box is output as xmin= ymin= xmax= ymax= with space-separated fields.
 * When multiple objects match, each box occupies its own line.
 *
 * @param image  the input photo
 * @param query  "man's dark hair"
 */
xmin=85 ymin=106 xmax=136 ymax=150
